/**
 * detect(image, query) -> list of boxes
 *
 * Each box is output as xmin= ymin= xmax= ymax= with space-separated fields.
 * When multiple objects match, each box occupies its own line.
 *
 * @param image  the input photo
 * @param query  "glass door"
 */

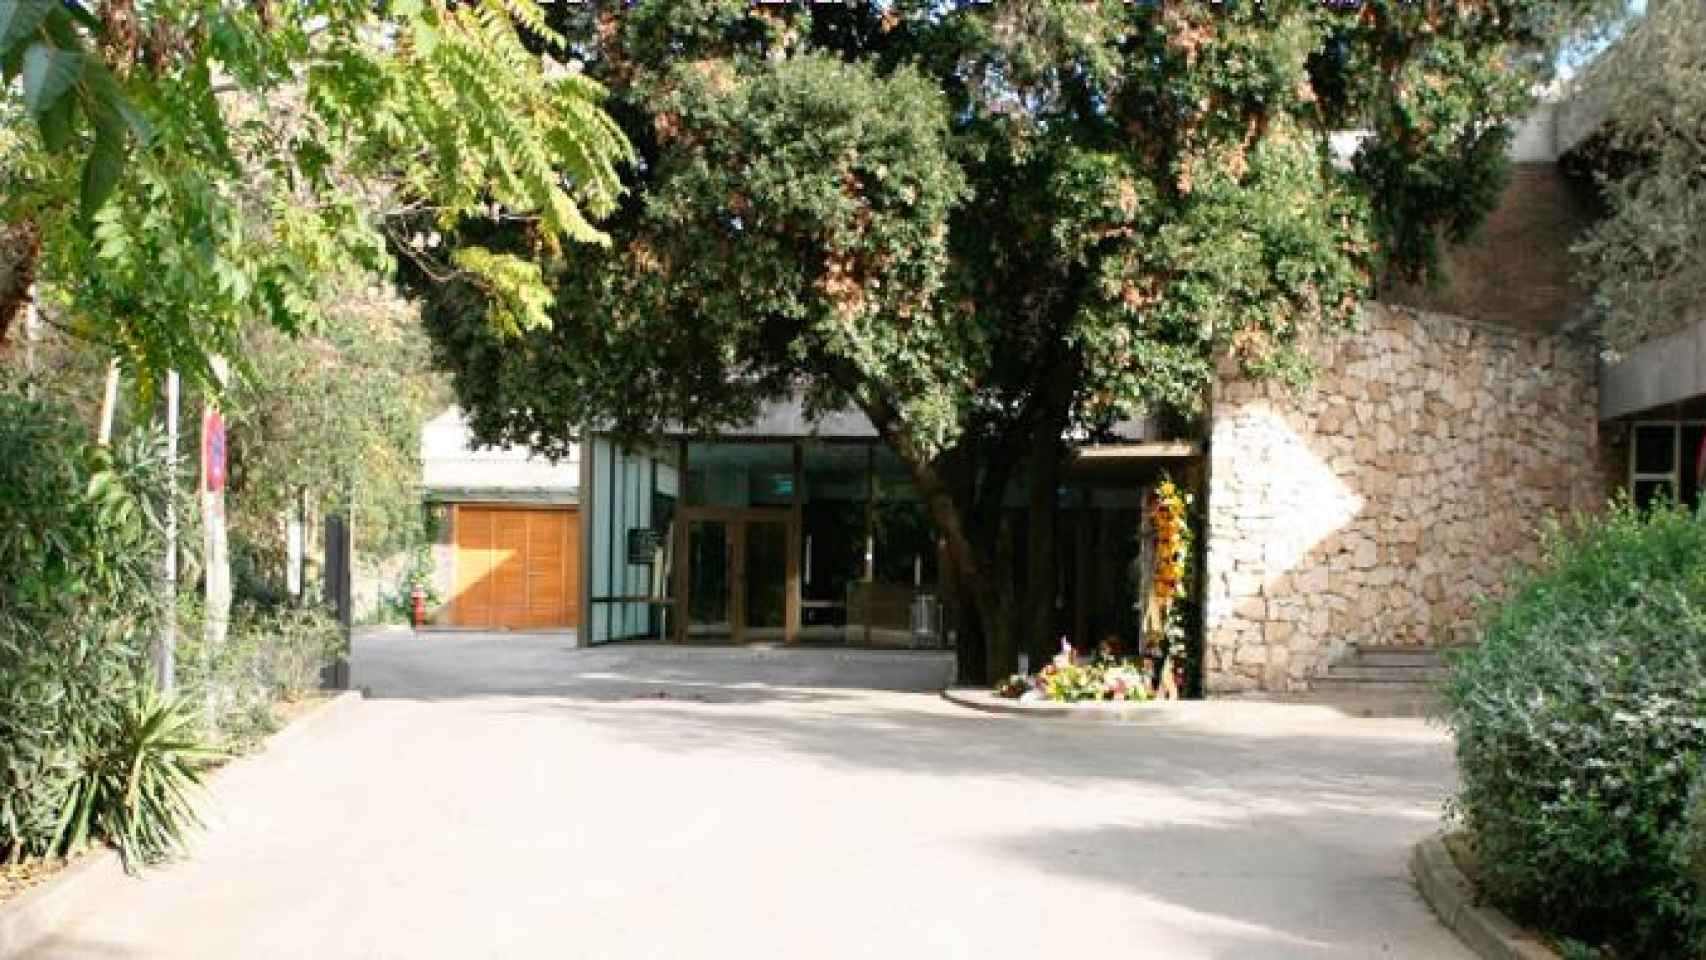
xmin=741 ymin=519 xmax=790 ymax=643
xmin=685 ymin=518 xmax=732 ymax=642
xmin=678 ymin=509 xmax=797 ymax=644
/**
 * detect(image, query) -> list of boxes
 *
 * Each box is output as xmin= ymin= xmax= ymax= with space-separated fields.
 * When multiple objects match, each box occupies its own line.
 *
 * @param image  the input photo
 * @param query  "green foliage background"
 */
xmin=1570 ymin=0 xmax=1706 ymax=355
xmin=222 ymin=274 xmax=448 ymax=579
xmin=0 ymin=387 xmax=172 ymax=861
xmin=422 ymin=0 xmax=1619 ymax=675
xmin=0 ymin=0 xmax=632 ymax=390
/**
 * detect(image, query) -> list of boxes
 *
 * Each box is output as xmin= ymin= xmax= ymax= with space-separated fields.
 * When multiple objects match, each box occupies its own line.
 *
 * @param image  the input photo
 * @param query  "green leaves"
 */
xmin=1446 ymin=500 xmax=1706 ymax=956
xmin=0 ymin=388 xmax=176 ymax=862
xmin=0 ymin=0 xmax=54 ymax=53
xmin=50 ymin=686 xmax=219 ymax=868
xmin=3 ymin=1 xmax=138 ymax=218
xmin=19 ymin=41 xmax=79 ymax=114
xmin=1571 ymin=0 xmax=1706 ymax=354
xmin=450 ymin=247 xmax=552 ymax=335
xmin=2 ymin=0 xmax=630 ymax=395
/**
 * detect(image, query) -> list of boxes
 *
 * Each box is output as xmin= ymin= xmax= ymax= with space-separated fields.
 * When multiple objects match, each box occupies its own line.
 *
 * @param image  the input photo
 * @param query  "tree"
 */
xmin=0 ymin=0 xmax=632 ymax=391
xmin=1571 ymin=0 xmax=1706 ymax=355
xmin=220 ymin=272 xmax=447 ymax=589
xmin=423 ymin=0 xmax=1613 ymax=680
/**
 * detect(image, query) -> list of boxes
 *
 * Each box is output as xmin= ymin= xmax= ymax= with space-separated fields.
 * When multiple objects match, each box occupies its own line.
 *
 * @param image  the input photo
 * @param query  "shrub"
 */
xmin=177 ymin=601 xmax=343 ymax=750
xmin=1444 ymin=501 xmax=1706 ymax=957
xmin=52 ymin=687 xmax=219 ymax=868
xmin=0 ymin=390 xmax=174 ymax=861
xmin=1687 ymin=772 xmax=1706 ymax=926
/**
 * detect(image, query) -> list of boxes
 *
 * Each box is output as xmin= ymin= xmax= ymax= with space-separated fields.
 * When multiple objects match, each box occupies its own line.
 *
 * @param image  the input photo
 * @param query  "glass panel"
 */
xmin=745 ymin=521 xmax=789 ymax=641
xmin=687 ymin=519 xmax=731 ymax=641
xmin=1634 ymin=424 xmax=1677 ymax=475
xmin=1635 ymin=479 xmax=1675 ymax=510
xmin=800 ymin=443 xmax=868 ymax=645
xmin=687 ymin=442 xmax=796 ymax=507
xmin=589 ymin=441 xmax=680 ymax=643
xmin=860 ymin=447 xmax=941 ymax=648
xmin=1683 ymin=426 xmax=1704 ymax=511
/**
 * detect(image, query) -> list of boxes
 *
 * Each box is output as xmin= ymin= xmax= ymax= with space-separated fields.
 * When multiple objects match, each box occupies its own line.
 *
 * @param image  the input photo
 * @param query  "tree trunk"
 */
xmin=855 ymin=398 xmax=1017 ymax=682
xmin=850 ymin=375 xmax=1074 ymax=684
xmin=1022 ymin=420 xmax=1062 ymax=666
xmin=0 ymin=219 xmax=40 ymax=353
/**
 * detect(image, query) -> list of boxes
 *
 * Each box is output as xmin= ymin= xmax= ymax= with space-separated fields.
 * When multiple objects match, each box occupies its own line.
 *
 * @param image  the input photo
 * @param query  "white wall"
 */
xmin=420 ymin=407 xmax=579 ymax=496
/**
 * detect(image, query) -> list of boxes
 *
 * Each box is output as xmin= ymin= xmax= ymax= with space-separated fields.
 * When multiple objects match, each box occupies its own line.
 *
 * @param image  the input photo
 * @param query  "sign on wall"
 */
xmin=627 ymin=527 xmax=661 ymax=566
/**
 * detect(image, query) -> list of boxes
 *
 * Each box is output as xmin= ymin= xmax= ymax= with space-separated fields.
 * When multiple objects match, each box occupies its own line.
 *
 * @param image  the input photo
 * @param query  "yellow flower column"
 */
xmin=1146 ymin=478 xmax=1193 ymax=698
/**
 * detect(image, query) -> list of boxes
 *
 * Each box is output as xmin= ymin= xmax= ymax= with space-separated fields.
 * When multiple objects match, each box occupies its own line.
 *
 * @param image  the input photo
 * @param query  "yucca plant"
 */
xmin=51 ymin=687 xmax=222 ymax=870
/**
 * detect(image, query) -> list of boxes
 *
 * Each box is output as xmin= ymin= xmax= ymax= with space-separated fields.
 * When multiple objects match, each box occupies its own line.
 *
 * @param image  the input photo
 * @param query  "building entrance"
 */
xmin=681 ymin=508 xmax=798 ymax=644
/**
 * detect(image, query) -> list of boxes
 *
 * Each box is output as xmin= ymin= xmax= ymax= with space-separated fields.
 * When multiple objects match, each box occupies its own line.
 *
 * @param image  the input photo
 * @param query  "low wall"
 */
xmin=1204 ymin=304 xmax=1605 ymax=693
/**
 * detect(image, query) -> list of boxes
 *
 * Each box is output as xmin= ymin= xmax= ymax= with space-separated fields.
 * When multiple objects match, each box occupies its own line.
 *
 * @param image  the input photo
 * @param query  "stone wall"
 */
xmin=1204 ymin=303 xmax=1605 ymax=694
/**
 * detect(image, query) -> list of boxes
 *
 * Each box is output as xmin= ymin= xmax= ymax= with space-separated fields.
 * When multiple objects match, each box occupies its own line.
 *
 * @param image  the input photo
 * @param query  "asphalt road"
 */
xmin=28 ymin=631 xmax=1470 ymax=959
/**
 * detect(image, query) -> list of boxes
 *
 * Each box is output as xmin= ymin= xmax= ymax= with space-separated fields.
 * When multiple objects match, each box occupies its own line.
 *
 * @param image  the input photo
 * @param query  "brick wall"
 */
xmin=1381 ymin=163 xmax=1601 ymax=336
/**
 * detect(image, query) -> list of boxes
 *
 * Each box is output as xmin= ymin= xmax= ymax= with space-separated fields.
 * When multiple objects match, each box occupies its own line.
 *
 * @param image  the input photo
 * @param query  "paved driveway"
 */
xmin=30 ymin=632 xmax=1468 ymax=959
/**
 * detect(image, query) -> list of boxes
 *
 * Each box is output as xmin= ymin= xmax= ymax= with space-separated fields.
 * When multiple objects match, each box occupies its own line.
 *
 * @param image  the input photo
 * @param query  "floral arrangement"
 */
xmin=988 ymin=477 xmax=1197 ymax=704
xmin=993 ymin=639 xmax=1154 ymax=703
xmin=1148 ymin=477 xmax=1195 ymax=697
xmin=1152 ymin=479 xmax=1191 ymax=607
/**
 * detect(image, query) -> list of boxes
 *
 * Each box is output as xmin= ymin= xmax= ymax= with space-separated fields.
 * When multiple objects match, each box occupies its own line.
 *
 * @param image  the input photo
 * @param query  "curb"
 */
xmin=940 ymin=687 xmax=1176 ymax=723
xmin=0 ymin=688 xmax=365 ymax=960
xmin=248 ymin=689 xmax=364 ymax=757
xmin=1409 ymin=835 xmax=1558 ymax=960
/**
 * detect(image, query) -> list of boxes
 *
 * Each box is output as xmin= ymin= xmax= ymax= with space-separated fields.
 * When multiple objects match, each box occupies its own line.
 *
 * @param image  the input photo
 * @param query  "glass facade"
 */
xmin=585 ymin=437 xmax=950 ymax=648
xmin=584 ymin=438 xmax=678 ymax=645
xmin=799 ymin=443 xmax=869 ymax=644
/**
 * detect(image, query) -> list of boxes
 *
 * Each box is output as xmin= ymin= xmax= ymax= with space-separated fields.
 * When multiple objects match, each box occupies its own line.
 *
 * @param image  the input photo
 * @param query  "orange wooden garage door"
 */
xmin=451 ymin=506 xmax=579 ymax=628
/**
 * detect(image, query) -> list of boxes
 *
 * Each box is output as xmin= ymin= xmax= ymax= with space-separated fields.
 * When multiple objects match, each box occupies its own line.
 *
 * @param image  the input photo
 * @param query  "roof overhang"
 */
xmin=424 ymin=487 xmax=580 ymax=507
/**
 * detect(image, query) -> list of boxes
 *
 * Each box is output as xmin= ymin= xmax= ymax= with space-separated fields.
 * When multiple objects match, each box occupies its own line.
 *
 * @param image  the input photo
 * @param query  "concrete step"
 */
xmin=1312 ymin=675 xmax=1440 ymax=691
xmin=1324 ymin=664 xmax=1451 ymax=682
xmin=1342 ymin=645 xmax=1467 ymax=668
xmin=1303 ymin=693 xmax=1443 ymax=719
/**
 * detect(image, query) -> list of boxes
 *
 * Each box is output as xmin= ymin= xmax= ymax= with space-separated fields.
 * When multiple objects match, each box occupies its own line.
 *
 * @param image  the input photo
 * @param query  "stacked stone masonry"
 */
xmin=1205 ymin=303 xmax=1605 ymax=694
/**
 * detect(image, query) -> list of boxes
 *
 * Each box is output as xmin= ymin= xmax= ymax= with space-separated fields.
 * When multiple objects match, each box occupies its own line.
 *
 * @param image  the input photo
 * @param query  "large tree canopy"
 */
xmin=425 ymin=0 xmax=1611 ymax=678
xmin=0 ymin=0 xmax=632 ymax=390
xmin=1570 ymin=0 xmax=1706 ymax=354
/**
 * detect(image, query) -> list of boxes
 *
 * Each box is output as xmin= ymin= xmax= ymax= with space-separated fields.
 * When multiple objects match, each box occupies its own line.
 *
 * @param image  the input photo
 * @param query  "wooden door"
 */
xmin=451 ymin=506 xmax=579 ymax=628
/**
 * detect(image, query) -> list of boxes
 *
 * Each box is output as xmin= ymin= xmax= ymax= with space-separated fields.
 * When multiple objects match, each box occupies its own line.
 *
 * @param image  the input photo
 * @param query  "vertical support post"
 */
xmin=863 ymin=444 xmax=875 ymax=648
xmin=671 ymin=440 xmax=689 ymax=644
xmin=154 ymin=370 xmax=180 ymax=693
xmin=287 ymin=487 xmax=305 ymax=602
xmin=1074 ymin=493 xmax=1092 ymax=650
xmin=786 ymin=441 xmax=802 ymax=645
xmin=579 ymin=436 xmax=595 ymax=646
xmin=97 ymin=359 xmax=119 ymax=446
xmin=322 ymin=514 xmax=353 ymax=690
xmin=201 ymin=358 xmax=232 ymax=729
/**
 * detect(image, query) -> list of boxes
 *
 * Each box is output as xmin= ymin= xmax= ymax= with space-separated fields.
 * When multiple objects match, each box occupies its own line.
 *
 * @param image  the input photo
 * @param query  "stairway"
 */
xmin=1306 ymin=644 xmax=1457 ymax=718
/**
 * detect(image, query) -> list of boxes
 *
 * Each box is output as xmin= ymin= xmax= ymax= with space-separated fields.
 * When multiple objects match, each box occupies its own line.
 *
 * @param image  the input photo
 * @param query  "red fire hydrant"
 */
xmin=410 ymin=585 xmax=426 ymax=629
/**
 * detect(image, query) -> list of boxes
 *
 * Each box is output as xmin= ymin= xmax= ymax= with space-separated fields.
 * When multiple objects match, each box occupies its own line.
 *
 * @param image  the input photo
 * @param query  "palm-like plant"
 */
xmin=52 ymin=687 xmax=221 ymax=869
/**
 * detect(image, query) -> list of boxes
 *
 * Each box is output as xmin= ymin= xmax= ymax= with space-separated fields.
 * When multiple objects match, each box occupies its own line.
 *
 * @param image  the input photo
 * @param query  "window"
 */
xmin=1630 ymin=421 xmax=1705 ymax=510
